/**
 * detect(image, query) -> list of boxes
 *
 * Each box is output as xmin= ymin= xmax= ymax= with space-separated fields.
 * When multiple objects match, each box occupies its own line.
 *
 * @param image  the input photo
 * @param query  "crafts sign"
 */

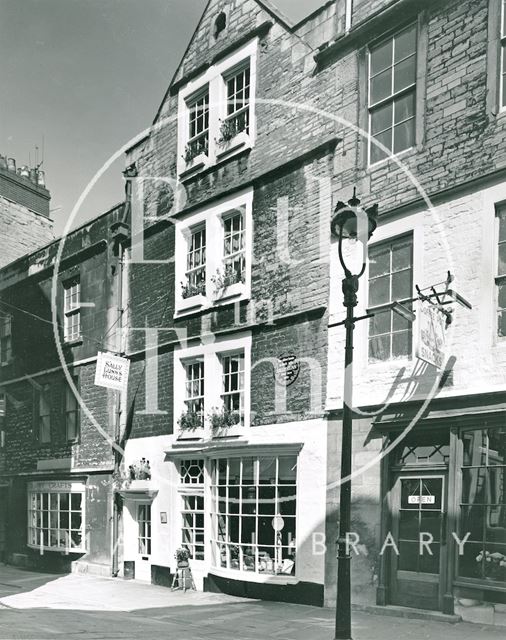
xmin=417 ymin=302 xmax=446 ymax=369
xmin=275 ymin=353 xmax=300 ymax=387
xmin=94 ymin=352 xmax=130 ymax=391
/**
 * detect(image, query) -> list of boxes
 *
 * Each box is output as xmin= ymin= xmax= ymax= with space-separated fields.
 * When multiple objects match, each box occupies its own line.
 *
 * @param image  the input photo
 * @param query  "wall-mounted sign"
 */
xmin=408 ymin=495 xmax=435 ymax=505
xmin=160 ymin=512 xmax=167 ymax=524
xmin=94 ymin=352 xmax=130 ymax=391
xmin=417 ymin=302 xmax=446 ymax=369
xmin=275 ymin=353 xmax=300 ymax=387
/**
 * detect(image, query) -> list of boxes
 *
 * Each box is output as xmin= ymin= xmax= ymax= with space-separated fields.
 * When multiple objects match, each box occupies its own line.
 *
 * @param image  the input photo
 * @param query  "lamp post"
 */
xmin=331 ymin=189 xmax=378 ymax=640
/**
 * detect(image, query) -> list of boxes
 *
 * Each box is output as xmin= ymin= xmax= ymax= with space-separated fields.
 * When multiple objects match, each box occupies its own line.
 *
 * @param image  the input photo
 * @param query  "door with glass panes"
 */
xmin=136 ymin=503 xmax=152 ymax=581
xmin=390 ymin=473 xmax=447 ymax=610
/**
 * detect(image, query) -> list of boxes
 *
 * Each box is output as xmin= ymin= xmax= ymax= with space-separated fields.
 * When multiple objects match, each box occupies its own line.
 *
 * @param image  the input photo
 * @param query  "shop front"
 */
xmin=164 ymin=428 xmax=328 ymax=606
xmin=376 ymin=406 xmax=506 ymax=618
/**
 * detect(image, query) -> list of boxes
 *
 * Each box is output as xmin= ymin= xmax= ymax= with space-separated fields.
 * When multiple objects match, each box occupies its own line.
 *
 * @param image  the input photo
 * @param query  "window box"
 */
xmin=178 ymin=292 xmax=207 ymax=312
xmin=180 ymin=152 xmax=209 ymax=178
xmin=213 ymin=280 xmax=245 ymax=302
xmin=117 ymin=480 xmax=158 ymax=501
xmin=216 ymin=130 xmax=250 ymax=160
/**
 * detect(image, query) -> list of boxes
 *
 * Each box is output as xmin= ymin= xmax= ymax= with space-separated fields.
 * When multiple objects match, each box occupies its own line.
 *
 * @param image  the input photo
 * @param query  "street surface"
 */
xmin=0 ymin=565 xmax=504 ymax=639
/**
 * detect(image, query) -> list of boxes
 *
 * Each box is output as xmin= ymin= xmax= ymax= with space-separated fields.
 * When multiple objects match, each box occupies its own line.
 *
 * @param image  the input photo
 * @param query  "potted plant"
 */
xmin=178 ymin=409 xmax=203 ymax=432
xmin=209 ymin=406 xmax=242 ymax=434
xmin=181 ymin=279 xmax=206 ymax=299
xmin=211 ymin=264 xmax=245 ymax=298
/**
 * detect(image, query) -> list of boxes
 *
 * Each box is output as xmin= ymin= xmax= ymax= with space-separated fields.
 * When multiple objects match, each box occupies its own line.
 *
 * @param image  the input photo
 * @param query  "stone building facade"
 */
xmin=0 ymin=203 xmax=125 ymax=575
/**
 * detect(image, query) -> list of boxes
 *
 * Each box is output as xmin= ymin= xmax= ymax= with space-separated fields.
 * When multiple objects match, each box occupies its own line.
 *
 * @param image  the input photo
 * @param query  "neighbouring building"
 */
xmin=0 ymin=201 xmax=125 ymax=576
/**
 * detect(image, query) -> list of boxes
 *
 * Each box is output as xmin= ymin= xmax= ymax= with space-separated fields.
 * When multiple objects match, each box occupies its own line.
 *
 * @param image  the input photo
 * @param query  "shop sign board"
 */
xmin=94 ymin=352 xmax=130 ymax=391
xmin=417 ymin=302 xmax=446 ymax=369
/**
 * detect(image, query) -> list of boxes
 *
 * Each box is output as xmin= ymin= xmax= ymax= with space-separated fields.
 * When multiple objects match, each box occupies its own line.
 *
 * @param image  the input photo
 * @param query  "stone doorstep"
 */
xmin=352 ymin=603 xmax=462 ymax=624
xmin=71 ymin=561 xmax=111 ymax=578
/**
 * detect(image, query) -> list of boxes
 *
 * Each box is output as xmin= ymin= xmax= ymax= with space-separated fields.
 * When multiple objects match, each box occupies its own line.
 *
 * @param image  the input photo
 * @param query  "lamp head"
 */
xmin=331 ymin=190 xmax=378 ymax=241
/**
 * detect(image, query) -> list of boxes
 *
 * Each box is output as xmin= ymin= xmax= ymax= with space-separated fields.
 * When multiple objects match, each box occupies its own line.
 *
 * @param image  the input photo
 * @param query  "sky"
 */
xmin=0 ymin=0 xmax=325 ymax=235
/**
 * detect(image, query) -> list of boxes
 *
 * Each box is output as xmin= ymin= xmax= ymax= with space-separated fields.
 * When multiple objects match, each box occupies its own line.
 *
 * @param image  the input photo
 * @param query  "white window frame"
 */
xmin=0 ymin=314 xmax=12 ymax=366
xmin=27 ymin=481 xmax=86 ymax=553
xmin=495 ymin=203 xmax=506 ymax=338
xmin=63 ymin=278 xmax=81 ymax=343
xmin=137 ymin=503 xmax=152 ymax=556
xmin=179 ymin=460 xmax=205 ymax=561
xmin=177 ymin=38 xmax=258 ymax=177
xmin=175 ymin=188 xmax=253 ymax=315
xmin=368 ymin=23 xmax=418 ymax=166
xmin=209 ymin=455 xmax=298 ymax=578
xmin=174 ymin=332 xmax=252 ymax=438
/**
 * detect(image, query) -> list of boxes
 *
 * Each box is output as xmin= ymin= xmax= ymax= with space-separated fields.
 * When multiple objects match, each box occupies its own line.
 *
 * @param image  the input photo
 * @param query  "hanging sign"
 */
xmin=408 ymin=495 xmax=436 ymax=505
xmin=272 ymin=516 xmax=285 ymax=531
xmin=275 ymin=353 xmax=300 ymax=387
xmin=94 ymin=352 xmax=130 ymax=391
xmin=416 ymin=302 xmax=446 ymax=369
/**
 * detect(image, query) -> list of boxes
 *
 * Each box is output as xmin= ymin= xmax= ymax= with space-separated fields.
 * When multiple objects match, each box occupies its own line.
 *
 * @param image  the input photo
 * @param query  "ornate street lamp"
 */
xmin=330 ymin=188 xmax=378 ymax=640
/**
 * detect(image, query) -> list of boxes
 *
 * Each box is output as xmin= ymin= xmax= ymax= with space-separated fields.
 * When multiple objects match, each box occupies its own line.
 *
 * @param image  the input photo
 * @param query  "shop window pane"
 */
xmin=392 ymin=305 xmax=412 ymax=331
xmin=420 ymin=478 xmax=442 ymax=511
xmin=257 ymin=517 xmax=275 ymax=546
xmin=487 ymin=506 xmax=506 ymax=538
xmin=229 ymin=458 xmax=240 ymax=484
xmin=488 ymin=467 xmax=505 ymax=503
xmin=460 ymin=505 xmax=485 ymax=541
xmin=488 ymin=430 xmax=506 ymax=465
xmin=499 ymin=244 xmax=506 ymax=277
xmin=279 ymin=498 xmax=296 ymax=517
xmin=71 ymin=493 xmax=82 ymax=510
xmin=241 ymin=458 xmax=255 ymax=484
xmin=278 ymin=457 xmax=297 ymax=484
xmin=229 ymin=486 xmax=240 ymax=514
xmin=462 ymin=468 xmax=487 ymax=504
xmin=241 ymin=487 xmax=257 ymax=514
xmin=258 ymin=547 xmax=277 ymax=574
xmin=241 ymin=517 xmax=256 ymax=544
xmin=258 ymin=458 xmax=276 ymax=484
xmin=228 ymin=516 xmax=240 ymax=543
xmin=482 ymin=543 xmax=506 ymax=581
xmin=258 ymin=486 xmax=275 ymax=515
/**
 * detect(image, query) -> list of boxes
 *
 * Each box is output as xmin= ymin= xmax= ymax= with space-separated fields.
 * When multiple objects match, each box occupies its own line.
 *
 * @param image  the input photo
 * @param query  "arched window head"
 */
xmin=214 ymin=12 xmax=227 ymax=39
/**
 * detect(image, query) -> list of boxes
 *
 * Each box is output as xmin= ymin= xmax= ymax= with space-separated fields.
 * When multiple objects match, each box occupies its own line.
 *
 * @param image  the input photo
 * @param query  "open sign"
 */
xmin=408 ymin=495 xmax=435 ymax=505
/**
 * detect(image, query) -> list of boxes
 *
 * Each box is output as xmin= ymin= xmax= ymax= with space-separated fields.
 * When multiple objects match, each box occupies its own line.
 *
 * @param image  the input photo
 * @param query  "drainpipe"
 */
xmin=110 ymin=163 xmax=136 ymax=577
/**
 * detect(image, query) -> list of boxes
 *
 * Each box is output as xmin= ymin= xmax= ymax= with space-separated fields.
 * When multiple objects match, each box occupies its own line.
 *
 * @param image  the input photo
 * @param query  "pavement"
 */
xmin=0 ymin=564 xmax=504 ymax=639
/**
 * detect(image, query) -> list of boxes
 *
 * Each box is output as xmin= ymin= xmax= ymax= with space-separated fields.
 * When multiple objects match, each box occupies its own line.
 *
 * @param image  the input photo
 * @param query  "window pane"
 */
xmin=395 ymin=25 xmax=417 ymax=62
xmin=498 ymin=311 xmax=506 ymax=337
xmin=371 ymin=102 xmax=393 ymax=135
xmin=392 ymin=303 xmax=412 ymax=331
xmin=370 ymin=129 xmax=391 ymax=163
xmin=258 ymin=458 xmax=276 ymax=483
xmin=393 ymin=119 xmax=415 ymax=153
xmin=488 ymin=429 xmax=506 ymax=465
xmin=392 ymin=269 xmax=411 ymax=299
xmin=369 ymin=245 xmax=391 ymax=277
xmin=394 ymin=56 xmax=416 ymax=93
xmin=370 ymin=310 xmax=391 ymax=337
xmin=278 ymin=457 xmax=297 ymax=484
xmin=392 ymin=330 xmax=410 ymax=358
xmin=498 ymin=243 xmax=506 ymax=276
xmin=499 ymin=212 xmax=506 ymax=243
xmin=394 ymin=92 xmax=415 ymax=124
xmin=392 ymin=240 xmax=412 ymax=271
xmin=369 ymin=335 xmax=390 ymax=361
xmin=370 ymin=39 xmax=393 ymax=75
xmin=370 ymin=68 xmax=392 ymax=104
xmin=369 ymin=275 xmax=390 ymax=306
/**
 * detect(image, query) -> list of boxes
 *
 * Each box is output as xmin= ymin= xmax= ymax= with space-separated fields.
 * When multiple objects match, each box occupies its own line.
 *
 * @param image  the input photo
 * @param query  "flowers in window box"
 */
xmin=211 ymin=264 xmax=244 ymax=296
xmin=178 ymin=409 xmax=203 ymax=431
xmin=181 ymin=280 xmax=206 ymax=299
xmin=128 ymin=458 xmax=151 ymax=480
xmin=183 ymin=139 xmax=208 ymax=165
xmin=217 ymin=113 xmax=248 ymax=146
xmin=209 ymin=406 xmax=241 ymax=432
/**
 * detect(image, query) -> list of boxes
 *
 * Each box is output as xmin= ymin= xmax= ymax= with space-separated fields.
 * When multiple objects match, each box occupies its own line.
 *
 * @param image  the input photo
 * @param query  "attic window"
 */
xmin=214 ymin=12 xmax=227 ymax=39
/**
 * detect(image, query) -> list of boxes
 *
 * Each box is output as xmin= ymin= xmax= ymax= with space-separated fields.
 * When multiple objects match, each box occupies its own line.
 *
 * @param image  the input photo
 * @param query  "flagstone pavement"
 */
xmin=0 ymin=565 xmax=503 ymax=639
